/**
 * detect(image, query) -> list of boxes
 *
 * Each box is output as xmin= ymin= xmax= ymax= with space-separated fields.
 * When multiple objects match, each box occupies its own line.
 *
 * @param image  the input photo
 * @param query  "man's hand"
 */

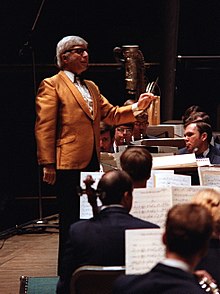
xmin=194 ymin=270 xmax=216 ymax=284
xmin=137 ymin=92 xmax=157 ymax=110
xmin=43 ymin=165 xmax=56 ymax=185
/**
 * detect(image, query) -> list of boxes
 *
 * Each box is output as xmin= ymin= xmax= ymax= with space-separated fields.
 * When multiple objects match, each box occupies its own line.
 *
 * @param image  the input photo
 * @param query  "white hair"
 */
xmin=56 ymin=36 xmax=88 ymax=69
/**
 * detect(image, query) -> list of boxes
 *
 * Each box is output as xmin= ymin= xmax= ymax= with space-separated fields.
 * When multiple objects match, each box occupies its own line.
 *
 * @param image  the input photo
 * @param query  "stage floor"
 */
xmin=0 ymin=215 xmax=59 ymax=294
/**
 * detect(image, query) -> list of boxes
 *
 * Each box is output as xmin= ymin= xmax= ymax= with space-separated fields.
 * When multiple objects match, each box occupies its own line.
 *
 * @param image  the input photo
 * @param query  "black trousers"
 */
xmin=56 ymin=149 xmax=99 ymax=275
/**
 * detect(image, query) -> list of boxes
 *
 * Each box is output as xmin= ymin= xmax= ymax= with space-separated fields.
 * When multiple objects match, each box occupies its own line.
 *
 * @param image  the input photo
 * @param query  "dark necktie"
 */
xmin=196 ymin=153 xmax=204 ymax=159
xmin=74 ymin=74 xmax=83 ymax=84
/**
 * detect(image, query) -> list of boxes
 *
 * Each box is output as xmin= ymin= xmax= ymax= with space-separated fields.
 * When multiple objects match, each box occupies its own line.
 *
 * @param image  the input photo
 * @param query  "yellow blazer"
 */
xmin=35 ymin=71 xmax=135 ymax=169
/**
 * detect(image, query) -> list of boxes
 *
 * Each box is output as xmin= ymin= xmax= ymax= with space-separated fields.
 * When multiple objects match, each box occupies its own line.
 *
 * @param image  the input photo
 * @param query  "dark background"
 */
xmin=0 ymin=0 xmax=220 ymax=231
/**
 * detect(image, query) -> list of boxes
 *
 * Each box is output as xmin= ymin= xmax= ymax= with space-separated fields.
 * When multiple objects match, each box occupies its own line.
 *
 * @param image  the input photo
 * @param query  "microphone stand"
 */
xmin=19 ymin=0 xmax=55 ymax=229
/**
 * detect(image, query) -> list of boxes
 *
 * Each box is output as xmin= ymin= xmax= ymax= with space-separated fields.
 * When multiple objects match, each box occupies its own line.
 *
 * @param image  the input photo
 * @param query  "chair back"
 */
xmin=70 ymin=265 xmax=125 ymax=294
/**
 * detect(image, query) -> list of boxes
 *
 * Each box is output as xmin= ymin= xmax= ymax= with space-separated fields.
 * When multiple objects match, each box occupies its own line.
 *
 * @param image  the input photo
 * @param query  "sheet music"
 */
xmin=198 ymin=166 xmax=220 ymax=186
xmin=171 ymin=186 xmax=208 ymax=205
xmin=152 ymin=153 xmax=197 ymax=170
xmin=148 ymin=170 xmax=174 ymax=188
xmin=80 ymin=172 xmax=103 ymax=219
xmin=130 ymin=188 xmax=173 ymax=228
xmin=125 ymin=228 xmax=165 ymax=274
xmin=202 ymin=174 xmax=220 ymax=186
xmin=154 ymin=173 xmax=191 ymax=187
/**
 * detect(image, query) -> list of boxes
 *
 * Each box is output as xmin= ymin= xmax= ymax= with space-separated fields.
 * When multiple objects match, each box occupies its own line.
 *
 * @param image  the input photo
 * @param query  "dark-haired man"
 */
xmin=100 ymin=121 xmax=114 ymax=153
xmin=120 ymin=146 xmax=152 ymax=188
xmin=113 ymin=203 xmax=213 ymax=294
xmin=178 ymin=121 xmax=220 ymax=164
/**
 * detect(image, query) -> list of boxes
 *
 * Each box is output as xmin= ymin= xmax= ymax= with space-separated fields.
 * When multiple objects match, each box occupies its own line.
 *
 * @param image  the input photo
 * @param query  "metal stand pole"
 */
xmin=19 ymin=0 xmax=50 ymax=227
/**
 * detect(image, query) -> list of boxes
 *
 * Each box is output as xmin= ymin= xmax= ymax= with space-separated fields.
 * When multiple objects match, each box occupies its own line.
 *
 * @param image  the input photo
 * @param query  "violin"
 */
xmin=77 ymin=175 xmax=99 ymax=216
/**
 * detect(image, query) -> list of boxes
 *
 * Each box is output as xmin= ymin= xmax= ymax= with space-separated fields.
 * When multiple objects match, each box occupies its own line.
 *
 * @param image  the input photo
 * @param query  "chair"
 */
xmin=70 ymin=265 xmax=125 ymax=294
xmin=19 ymin=276 xmax=59 ymax=294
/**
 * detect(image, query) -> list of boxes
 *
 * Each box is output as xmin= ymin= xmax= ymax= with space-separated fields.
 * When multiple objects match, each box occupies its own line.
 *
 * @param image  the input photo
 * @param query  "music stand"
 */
xmin=19 ymin=0 xmax=55 ymax=228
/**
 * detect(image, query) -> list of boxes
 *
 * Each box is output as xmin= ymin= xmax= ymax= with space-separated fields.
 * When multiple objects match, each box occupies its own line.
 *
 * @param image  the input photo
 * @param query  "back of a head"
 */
xmin=184 ymin=111 xmax=211 ymax=126
xmin=120 ymin=147 xmax=152 ymax=183
xmin=191 ymin=188 xmax=220 ymax=237
xmin=97 ymin=170 xmax=133 ymax=205
xmin=165 ymin=203 xmax=213 ymax=259
xmin=182 ymin=105 xmax=203 ymax=124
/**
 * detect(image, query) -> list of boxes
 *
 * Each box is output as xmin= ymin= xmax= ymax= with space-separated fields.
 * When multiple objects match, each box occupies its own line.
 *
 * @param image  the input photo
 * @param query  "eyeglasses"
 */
xmin=64 ymin=48 xmax=88 ymax=55
xmin=116 ymin=127 xmax=132 ymax=134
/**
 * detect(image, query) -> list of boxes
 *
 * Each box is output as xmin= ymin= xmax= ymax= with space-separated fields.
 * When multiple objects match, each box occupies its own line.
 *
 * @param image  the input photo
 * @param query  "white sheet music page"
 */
xmin=79 ymin=171 xmax=103 ymax=219
xmin=125 ymin=228 xmax=164 ymax=274
xmin=130 ymin=187 xmax=173 ymax=228
xmin=171 ymin=186 xmax=209 ymax=205
xmin=154 ymin=173 xmax=191 ymax=187
xmin=198 ymin=166 xmax=220 ymax=186
xmin=152 ymin=153 xmax=197 ymax=169
xmin=148 ymin=170 xmax=174 ymax=188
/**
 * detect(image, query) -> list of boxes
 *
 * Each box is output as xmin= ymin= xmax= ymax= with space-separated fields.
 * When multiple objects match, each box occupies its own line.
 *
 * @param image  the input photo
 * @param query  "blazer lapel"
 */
xmin=58 ymin=71 xmax=93 ymax=119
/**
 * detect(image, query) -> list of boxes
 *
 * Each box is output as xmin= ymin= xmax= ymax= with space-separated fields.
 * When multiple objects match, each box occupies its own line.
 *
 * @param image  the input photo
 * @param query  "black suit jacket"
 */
xmin=56 ymin=206 xmax=159 ymax=294
xmin=113 ymin=263 xmax=206 ymax=294
xmin=178 ymin=145 xmax=220 ymax=164
xmin=196 ymin=238 xmax=220 ymax=287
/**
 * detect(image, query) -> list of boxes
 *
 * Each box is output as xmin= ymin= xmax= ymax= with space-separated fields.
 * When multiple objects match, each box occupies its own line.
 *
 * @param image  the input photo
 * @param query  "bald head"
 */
xmin=97 ymin=170 xmax=133 ymax=206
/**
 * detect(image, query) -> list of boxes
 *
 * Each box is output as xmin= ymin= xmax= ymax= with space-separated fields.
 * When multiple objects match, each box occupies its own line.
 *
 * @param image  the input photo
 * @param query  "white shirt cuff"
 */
xmin=132 ymin=102 xmax=144 ymax=117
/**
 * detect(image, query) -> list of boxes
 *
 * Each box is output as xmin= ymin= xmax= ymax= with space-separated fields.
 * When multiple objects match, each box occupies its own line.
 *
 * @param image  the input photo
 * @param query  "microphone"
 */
xmin=193 ymin=147 xmax=198 ymax=153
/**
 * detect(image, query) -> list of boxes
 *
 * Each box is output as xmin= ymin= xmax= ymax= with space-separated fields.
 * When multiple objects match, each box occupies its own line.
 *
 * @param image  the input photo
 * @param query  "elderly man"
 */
xmin=35 ymin=35 xmax=157 ymax=274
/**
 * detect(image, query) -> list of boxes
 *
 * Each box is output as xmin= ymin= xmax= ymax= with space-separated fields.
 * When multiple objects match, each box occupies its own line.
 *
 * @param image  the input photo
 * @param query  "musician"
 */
xmin=124 ymin=99 xmax=156 ymax=140
xmin=120 ymin=146 xmax=152 ymax=188
xmin=183 ymin=111 xmax=220 ymax=152
xmin=192 ymin=188 xmax=220 ymax=287
xmin=35 ymin=35 xmax=157 ymax=274
xmin=182 ymin=104 xmax=203 ymax=125
xmin=113 ymin=203 xmax=213 ymax=294
xmin=178 ymin=120 xmax=220 ymax=164
xmin=113 ymin=123 xmax=134 ymax=152
xmin=100 ymin=121 xmax=114 ymax=153
xmin=56 ymin=170 xmax=159 ymax=294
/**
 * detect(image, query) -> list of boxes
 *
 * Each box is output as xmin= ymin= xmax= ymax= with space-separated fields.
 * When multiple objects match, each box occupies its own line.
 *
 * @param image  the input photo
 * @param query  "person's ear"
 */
xmin=201 ymin=132 xmax=208 ymax=142
xmin=123 ymin=191 xmax=130 ymax=201
xmin=162 ymin=232 xmax=167 ymax=245
xmin=121 ymin=191 xmax=132 ymax=211
xmin=62 ymin=54 xmax=68 ymax=62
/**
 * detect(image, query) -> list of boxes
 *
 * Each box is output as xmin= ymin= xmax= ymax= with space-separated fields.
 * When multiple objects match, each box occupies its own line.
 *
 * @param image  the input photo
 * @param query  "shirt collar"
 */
xmin=64 ymin=70 xmax=75 ymax=83
xmin=203 ymin=147 xmax=209 ymax=157
xmin=100 ymin=204 xmax=124 ymax=211
xmin=161 ymin=258 xmax=191 ymax=272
